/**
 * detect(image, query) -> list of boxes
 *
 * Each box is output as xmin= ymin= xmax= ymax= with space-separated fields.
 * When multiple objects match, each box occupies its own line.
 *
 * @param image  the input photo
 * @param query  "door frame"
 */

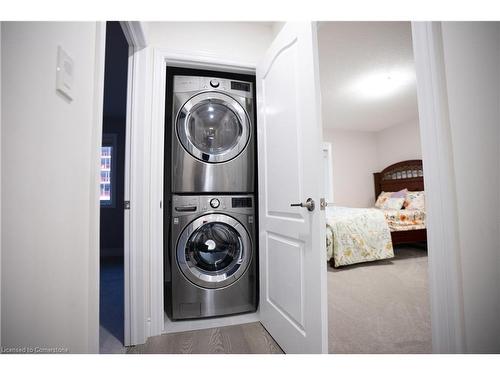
xmin=120 ymin=21 xmax=149 ymax=347
xmin=411 ymin=21 xmax=466 ymax=353
xmin=89 ymin=21 xmax=106 ymax=353
xmin=321 ymin=142 xmax=334 ymax=203
xmin=0 ymin=21 xmax=3 ymax=350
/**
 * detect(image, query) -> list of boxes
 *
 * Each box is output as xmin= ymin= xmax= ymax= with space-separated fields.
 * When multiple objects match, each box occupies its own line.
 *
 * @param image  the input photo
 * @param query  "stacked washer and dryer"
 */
xmin=165 ymin=72 xmax=258 ymax=320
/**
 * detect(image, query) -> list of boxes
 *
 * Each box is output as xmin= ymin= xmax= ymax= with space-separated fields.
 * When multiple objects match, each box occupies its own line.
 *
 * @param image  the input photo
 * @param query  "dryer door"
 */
xmin=176 ymin=92 xmax=250 ymax=163
xmin=177 ymin=214 xmax=252 ymax=289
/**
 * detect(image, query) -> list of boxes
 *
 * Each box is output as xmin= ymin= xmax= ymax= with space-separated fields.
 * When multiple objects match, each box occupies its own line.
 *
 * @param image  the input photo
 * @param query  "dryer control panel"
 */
xmin=173 ymin=75 xmax=253 ymax=99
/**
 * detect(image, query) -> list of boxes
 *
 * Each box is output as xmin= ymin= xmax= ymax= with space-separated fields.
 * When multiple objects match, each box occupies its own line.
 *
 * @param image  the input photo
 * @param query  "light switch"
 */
xmin=56 ymin=46 xmax=74 ymax=100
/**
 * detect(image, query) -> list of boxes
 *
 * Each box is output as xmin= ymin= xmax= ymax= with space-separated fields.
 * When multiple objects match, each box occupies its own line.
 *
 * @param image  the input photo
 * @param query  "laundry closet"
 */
xmin=163 ymin=67 xmax=258 ymax=321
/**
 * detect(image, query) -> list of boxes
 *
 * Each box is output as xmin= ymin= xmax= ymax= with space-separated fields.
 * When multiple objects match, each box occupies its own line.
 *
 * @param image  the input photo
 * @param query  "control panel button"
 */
xmin=210 ymin=198 xmax=220 ymax=209
xmin=210 ymin=79 xmax=220 ymax=88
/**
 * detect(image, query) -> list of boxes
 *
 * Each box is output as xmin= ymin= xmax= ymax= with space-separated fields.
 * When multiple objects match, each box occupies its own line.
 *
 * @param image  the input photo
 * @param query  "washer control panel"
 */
xmin=172 ymin=195 xmax=254 ymax=216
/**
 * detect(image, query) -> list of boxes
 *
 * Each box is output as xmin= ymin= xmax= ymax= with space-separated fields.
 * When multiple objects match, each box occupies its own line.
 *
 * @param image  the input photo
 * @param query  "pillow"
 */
xmin=391 ymin=188 xmax=408 ymax=198
xmin=375 ymin=189 xmax=408 ymax=208
xmin=380 ymin=197 xmax=405 ymax=210
xmin=404 ymin=191 xmax=425 ymax=210
xmin=375 ymin=192 xmax=392 ymax=208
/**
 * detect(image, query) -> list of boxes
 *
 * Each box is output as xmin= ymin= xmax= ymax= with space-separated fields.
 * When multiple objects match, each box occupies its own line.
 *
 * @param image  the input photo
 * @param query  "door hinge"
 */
xmin=320 ymin=198 xmax=326 ymax=211
xmin=124 ymin=200 xmax=131 ymax=210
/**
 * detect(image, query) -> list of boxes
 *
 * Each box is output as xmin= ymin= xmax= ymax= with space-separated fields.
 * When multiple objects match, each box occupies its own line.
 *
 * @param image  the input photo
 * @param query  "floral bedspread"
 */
xmin=326 ymin=206 xmax=394 ymax=267
xmin=382 ymin=209 xmax=426 ymax=232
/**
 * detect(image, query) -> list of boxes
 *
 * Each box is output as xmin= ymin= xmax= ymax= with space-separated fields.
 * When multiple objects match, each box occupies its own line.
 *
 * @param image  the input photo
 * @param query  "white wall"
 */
xmin=376 ymin=119 xmax=422 ymax=171
xmin=323 ymin=128 xmax=378 ymax=207
xmin=441 ymin=22 xmax=500 ymax=353
xmin=323 ymin=119 xmax=422 ymax=207
xmin=1 ymin=22 xmax=101 ymax=353
xmin=145 ymin=22 xmax=275 ymax=66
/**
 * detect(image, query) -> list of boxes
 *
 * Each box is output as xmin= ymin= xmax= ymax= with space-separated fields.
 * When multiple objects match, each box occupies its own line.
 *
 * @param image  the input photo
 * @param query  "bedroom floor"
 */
xmin=328 ymin=243 xmax=431 ymax=354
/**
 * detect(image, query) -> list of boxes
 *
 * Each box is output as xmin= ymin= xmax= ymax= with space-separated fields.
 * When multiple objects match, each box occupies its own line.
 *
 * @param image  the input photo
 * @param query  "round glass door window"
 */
xmin=177 ymin=92 xmax=250 ymax=163
xmin=187 ymin=222 xmax=241 ymax=272
xmin=176 ymin=214 xmax=251 ymax=289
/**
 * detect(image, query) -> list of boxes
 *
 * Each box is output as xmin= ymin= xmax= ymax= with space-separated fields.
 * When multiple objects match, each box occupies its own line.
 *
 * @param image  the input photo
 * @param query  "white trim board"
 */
xmin=411 ymin=21 xmax=466 ymax=353
xmin=163 ymin=312 xmax=260 ymax=334
xmin=149 ymin=48 xmax=256 ymax=338
xmin=120 ymin=21 xmax=148 ymax=50
xmin=0 ymin=21 xmax=3 ymax=349
xmin=321 ymin=142 xmax=334 ymax=203
xmin=121 ymin=22 xmax=152 ymax=347
xmin=88 ymin=21 xmax=107 ymax=353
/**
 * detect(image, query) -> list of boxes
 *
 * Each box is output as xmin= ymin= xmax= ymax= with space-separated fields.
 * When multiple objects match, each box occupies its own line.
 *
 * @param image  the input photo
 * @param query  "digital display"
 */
xmin=232 ymin=197 xmax=253 ymax=208
xmin=231 ymin=81 xmax=251 ymax=92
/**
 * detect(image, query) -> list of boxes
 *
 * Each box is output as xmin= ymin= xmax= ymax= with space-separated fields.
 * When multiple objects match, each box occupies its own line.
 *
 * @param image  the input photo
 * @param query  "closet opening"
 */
xmin=318 ymin=21 xmax=431 ymax=353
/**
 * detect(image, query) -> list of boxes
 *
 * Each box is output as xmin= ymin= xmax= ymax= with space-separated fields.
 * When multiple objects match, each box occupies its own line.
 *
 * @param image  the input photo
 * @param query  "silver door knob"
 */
xmin=290 ymin=198 xmax=315 ymax=212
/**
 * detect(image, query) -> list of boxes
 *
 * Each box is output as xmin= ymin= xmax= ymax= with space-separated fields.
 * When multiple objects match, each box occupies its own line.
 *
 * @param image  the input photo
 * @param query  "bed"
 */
xmin=326 ymin=206 xmax=394 ymax=267
xmin=327 ymin=160 xmax=427 ymax=268
xmin=373 ymin=159 xmax=427 ymax=245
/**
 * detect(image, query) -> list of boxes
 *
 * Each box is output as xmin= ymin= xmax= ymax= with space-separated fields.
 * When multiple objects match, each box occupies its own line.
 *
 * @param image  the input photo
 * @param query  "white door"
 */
xmin=256 ymin=22 xmax=328 ymax=354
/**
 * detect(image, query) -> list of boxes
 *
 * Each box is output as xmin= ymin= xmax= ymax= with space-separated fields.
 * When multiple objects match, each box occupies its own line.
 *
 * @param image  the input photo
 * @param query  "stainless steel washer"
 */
xmin=171 ymin=75 xmax=255 ymax=193
xmin=165 ymin=194 xmax=257 ymax=320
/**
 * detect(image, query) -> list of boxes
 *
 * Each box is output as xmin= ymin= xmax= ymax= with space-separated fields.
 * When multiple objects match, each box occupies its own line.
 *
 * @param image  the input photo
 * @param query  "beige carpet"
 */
xmin=328 ymin=244 xmax=432 ymax=353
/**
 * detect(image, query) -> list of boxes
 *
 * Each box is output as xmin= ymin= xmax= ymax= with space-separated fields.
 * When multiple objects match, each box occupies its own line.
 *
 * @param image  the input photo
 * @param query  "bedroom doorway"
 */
xmin=317 ymin=21 xmax=431 ymax=353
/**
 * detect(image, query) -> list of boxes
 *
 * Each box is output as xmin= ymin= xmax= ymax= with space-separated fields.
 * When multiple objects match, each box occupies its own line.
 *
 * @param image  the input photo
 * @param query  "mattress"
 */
xmin=326 ymin=206 xmax=394 ymax=267
xmin=381 ymin=209 xmax=426 ymax=232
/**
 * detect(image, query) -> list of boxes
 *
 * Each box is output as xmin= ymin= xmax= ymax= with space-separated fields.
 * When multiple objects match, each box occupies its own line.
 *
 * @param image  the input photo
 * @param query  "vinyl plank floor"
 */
xmin=127 ymin=322 xmax=283 ymax=354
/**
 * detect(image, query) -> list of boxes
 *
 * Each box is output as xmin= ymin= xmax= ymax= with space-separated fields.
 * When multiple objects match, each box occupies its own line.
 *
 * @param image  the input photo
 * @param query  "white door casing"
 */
xmin=121 ymin=21 xmax=150 ymax=347
xmin=322 ymin=142 xmax=334 ymax=203
xmin=256 ymin=22 xmax=328 ymax=354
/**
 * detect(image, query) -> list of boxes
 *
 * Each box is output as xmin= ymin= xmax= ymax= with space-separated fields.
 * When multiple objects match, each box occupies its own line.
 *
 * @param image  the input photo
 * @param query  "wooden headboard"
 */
xmin=373 ymin=160 xmax=424 ymax=199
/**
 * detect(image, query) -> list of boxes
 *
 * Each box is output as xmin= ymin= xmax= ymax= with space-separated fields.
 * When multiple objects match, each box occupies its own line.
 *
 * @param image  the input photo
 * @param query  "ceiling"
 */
xmin=318 ymin=22 xmax=419 ymax=132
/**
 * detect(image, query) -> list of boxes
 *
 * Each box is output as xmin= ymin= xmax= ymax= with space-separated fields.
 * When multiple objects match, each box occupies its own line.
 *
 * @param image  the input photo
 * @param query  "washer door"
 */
xmin=176 ymin=92 xmax=250 ymax=163
xmin=177 ymin=214 xmax=252 ymax=289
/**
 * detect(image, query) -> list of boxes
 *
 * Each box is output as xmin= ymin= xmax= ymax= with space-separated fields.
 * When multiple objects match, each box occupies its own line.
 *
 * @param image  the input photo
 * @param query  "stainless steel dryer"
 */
xmin=171 ymin=75 xmax=255 ymax=193
xmin=165 ymin=194 xmax=257 ymax=320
